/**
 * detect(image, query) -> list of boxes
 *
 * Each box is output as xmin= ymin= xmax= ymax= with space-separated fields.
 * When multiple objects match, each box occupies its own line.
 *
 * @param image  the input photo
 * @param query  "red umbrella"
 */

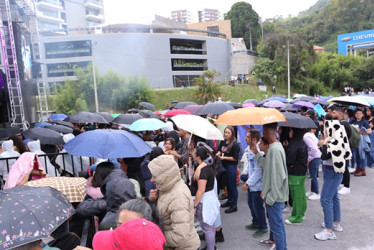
xmin=165 ymin=109 xmax=191 ymax=117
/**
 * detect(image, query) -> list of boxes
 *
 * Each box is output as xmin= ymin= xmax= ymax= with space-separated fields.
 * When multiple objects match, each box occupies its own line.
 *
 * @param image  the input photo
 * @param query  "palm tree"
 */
xmin=194 ymin=70 xmax=222 ymax=104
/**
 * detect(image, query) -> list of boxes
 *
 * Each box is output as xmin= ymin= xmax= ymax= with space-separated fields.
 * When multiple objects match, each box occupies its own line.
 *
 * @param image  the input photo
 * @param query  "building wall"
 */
xmin=186 ymin=20 xmax=231 ymax=40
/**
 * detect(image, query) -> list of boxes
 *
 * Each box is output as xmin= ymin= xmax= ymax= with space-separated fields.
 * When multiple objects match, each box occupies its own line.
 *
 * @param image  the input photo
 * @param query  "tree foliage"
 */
xmin=194 ymin=70 xmax=222 ymax=103
xmin=225 ymin=2 xmax=261 ymax=50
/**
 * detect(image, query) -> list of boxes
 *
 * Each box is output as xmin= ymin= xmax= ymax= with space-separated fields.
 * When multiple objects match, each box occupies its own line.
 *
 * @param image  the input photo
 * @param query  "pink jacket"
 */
xmin=86 ymin=176 xmax=104 ymax=199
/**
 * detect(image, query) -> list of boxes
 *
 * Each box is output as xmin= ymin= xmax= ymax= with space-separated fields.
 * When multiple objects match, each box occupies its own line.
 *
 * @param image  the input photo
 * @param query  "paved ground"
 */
xmin=203 ymin=167 xmax=374 ymax=250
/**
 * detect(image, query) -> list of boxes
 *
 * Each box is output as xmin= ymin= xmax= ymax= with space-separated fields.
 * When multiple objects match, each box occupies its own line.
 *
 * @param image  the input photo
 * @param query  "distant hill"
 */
xmin=298 ymin=0 xmax=331 ymax=17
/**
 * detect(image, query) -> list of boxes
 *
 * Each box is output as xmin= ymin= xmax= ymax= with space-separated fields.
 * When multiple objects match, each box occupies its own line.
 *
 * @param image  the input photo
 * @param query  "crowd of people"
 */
xmin=0 ymin=101 xmax=373 ymax=250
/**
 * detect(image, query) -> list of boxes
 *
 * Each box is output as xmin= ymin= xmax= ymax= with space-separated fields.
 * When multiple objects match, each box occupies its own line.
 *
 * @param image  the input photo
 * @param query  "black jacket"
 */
xmin=285 ymin=139 xmax=308 ymax=176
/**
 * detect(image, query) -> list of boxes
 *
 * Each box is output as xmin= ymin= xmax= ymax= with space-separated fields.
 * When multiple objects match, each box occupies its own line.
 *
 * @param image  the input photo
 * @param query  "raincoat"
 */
xmin=28 ymin=140 xmax=57 ymax=177
xmin=0 ymin=140 xmax=20 ymax=181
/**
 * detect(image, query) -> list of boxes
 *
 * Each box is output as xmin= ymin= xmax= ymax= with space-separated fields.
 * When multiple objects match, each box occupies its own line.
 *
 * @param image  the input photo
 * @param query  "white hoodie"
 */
xmin=0 ymin=140 xmax=20 ymax=180
xmin=27 ymin=140 xmax=57 ymax=177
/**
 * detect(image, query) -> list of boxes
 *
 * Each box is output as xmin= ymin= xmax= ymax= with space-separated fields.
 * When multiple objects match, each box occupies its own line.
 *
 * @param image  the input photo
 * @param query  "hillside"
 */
xmin=298 ymin=0 xmax=330 ymax=17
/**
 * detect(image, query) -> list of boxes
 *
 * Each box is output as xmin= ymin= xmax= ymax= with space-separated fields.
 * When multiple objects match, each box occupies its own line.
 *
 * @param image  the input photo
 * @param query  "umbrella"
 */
xmin=0 ymin=186 xmax=75 ymax=249
xmin=319 ymin=95 xmax=334 ymax=101
xmin=267 ymin=96 xmax=289 ymax=103
xmin=171 ymin=115 xmax=223 ymax=140
xmin=242 ymin=103 xmax=255 ymax=108
xmin=22 ymin=127 xmax=64 ymax=145
xmin=127 ymin=108 xmax=139 ymax=113
xmin=227 ymin=102 xmax=242 ymax=109
xmin=46 ymin=124 xmax=73 ymax=134
xmin=215 ymin=107 xmax=286 ymax=125
xmin=138 ymin=109 xmax=159 ymax=119
xmin=154 ymin=110 xmax=169 ymax=116
xmin=64 ymin=129 xmax=152 ymax=158
xmin=183 ymin=105 xmax=202 ymax=115
xmin=292 ymin=96 xmax=315 ymax=103
xmin=165 ymin=109 xmax=191 ymax=117
xmin=196 ymin=102 xmax=234 ymax=115
xmin=174 ymin=101 xmax=197 ymax=109
xmin=311 ymin=99 xmax=330 ymax=107
xmin=0 ymin=127 xmax=21 ymax=139
xmin=113 ymin=114 xmax=143 ymax=124
xmin=281 ymin=104 xmax=298 ymax=112
xmin=24 ymin=177 xmax=87 ymax=203
xmin=356 ymin=95 xmax=374 ymax=106
xmin=292 ymin=101 xmax=315 ymax=110
xmin=34 ymin=122 xmax=52 ymax=128
xmin=328 ymin=96 xmax=370 ymax=107
xmin=263 ymin=100 xmax=286 ymax=108
xmin=48 ymin=113 xmax=67 ymax=121
xmin=243 ymin=99 xmax=259 ymax=105
xmin=111 ymin=113 xmax=121 ymax=118
xmin=139 ymin=102 xmax=156 ymax=110
xmin=52 ymin=120 xmax=74 ymax=128
xmin=129 ymin=118 xmax=167 ymax=131
xmin=96 ymin=112 xmax=114 ymax=122
xmin=278 ymin=112 xmax=318 ymax=129
xmin=64 ymin=112 xmax=108 ymax=124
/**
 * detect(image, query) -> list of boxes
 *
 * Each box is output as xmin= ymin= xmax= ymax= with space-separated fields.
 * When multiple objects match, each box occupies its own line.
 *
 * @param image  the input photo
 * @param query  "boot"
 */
xmin=351 ymin=168 xmax=360 ymax=175
xmin=221 ymin=201 xmax=231 ymax=208
xmin=354 ymin=169 xmax=366 ymax=176
xmin=215 ymin=228 xmax=224 ymax=243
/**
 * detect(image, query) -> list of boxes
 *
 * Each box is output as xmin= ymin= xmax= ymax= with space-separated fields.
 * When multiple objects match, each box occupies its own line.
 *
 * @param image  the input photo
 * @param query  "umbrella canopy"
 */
xmin=64 ymin=112 xmax=108 ymax=123
xmin=0 ymin=127 xmax=21 ymax=139
xmin=165 ymin=109 xmax=191 ymax=117
xmin=64 ymin=129 xmax=152 ymax=158
xmin=139 ymin=101 xmax=156 ymax=110
xmin=328 ymin=96 xmax=370 ymax=107
xmin=48 ymin=113 xmax=67 ymax=121
xmin=243 ymin=99 xmax=259 ymax=105
xmin=356 ymin=95 xmax=374 ymax=106
xmin=183 ymin=105 xmax=202 ymax=115
xmin=127 ymin=108 xmax=139 ymax=113
xmin=0 ymin=186 xmax=75 ymax=249
xmin=263 ymin=100 xmax=286 ymax=108
xmin=292 ymin=96 xmax=315 ymax=103
xmin=95 ymin=112 xmax=114 ymax=122
xmin=278 ymin=112 xmax=318 ymax=129
xmin=52 ymin=120 xmax=74 ymax=128
xmin=154 ymin=110 xmax=169 ymax=116
xmin=111 ymin=113 xmax=120 ymax=118
xmin=25 ymin=177 xmax=87 ymax=203
xmin=113 ymin=114 xmax=143 ymax=124
xmin=46 ymin=124 xmax=73 ymax=134
xmin=196 ymin=102 xmax=234 ymax=115
xmin=242 ymin=103 xmax=255 ymax=108
xmin=34 ymin=122 xmax=52 ymax=128
xmin=227 ymin=102 xmax=242 ymax=109
xmin=22 ymin=127 xmax=64 ymax=145
xmin=281 ymin=104 xmax=298 ymax=112
xmin=129 ymin=118 xmax=167 ymax=131
xmin=138 ymin=109 xmax=159 ymax=119
xmin=171 ymin=115 xmax=223 ymax=140
xmin=292 ymin=101 xmax=315 ymax=110
xmin=215 ymin=107 xmax=286 ymax=125
xmin=311 ymin=99 xmax=330 ymax=107
xmin=174 ymin=101 xmax=197 ymax=109
xmin=267 ymin=96 xmax=289 ymax=103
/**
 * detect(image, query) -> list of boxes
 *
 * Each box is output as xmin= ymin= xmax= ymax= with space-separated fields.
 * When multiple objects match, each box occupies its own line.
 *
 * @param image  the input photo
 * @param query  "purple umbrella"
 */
xmin=292 ymin=101 xmax=315 ymax=110
xmin=311 ymin=99 xmax=330 ymax=107
xmin=263 ymin=100 xmax=286 ymax=108
xmin=183 ymin=105 xmax=202 ymax=115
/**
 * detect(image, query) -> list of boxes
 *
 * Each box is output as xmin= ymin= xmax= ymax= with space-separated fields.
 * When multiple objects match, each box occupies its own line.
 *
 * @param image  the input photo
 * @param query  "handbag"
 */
xmin=215 ymin=157 xmax=226 ymax=176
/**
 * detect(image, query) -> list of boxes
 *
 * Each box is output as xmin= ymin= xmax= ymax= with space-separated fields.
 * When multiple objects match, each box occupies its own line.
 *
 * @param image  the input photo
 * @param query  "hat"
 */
xmin=90 ymin=158 xmax=120 ymax=171
xmin=93 ymin=218 xmax=165 ymax=250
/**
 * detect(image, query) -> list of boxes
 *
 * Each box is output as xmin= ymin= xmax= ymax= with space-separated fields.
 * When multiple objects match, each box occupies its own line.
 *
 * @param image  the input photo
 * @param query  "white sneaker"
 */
xmin=348 ymin=167 xmax=356 ymax=173
xmin=306 ymin=191 xmax=313 ymax=197
xmin=338 ymin=187 xmax=351 ymax=195
xmin=314 ymin=229 xmax=337 ymax=241
xmin=338 ymin=184 xmax=343 ymax=190
xmin=285 ymin=219 xmax=301 ymax=225
xmin=269 ymin=244 xmax=276 ymax=250
xmin=308 ymin=193 xmax=320 ymax=200
xmin=321 ymin=222 xmax=344 ymax=232
xmin=282 ymin=206 xmax=291 ymax=213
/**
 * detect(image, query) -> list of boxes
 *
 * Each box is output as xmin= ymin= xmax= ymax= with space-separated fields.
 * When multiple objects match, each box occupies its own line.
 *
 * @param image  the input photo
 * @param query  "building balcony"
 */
xmin=37 ymin=0 xmax=64 ymax=11
xmin=85 ymin=13 xmax=104 ymax=22
xmin=37 ymin=11 xmax=65 ymax=24
xmin=84 ymin=0 xmax=103 ymax=10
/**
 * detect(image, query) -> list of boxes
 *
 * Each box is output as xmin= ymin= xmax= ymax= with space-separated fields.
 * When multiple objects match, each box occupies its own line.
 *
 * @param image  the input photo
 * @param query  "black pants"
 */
xmin=341 ymin=160 xmax=350 ymax=188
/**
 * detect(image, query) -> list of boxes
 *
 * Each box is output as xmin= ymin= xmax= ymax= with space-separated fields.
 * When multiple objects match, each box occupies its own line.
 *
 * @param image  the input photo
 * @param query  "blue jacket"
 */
xmin=243 ymin=150 xmax=263 ymax=192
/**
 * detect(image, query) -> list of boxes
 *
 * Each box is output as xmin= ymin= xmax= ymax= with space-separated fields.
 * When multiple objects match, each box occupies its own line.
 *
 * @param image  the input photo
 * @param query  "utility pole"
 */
xmin=287 ymin=40 xmax=290 ymax=99
xmin=248 ymin=23 xmax=252 ymax=51
xmin=259 ymin=17 xmax=264 ymax=40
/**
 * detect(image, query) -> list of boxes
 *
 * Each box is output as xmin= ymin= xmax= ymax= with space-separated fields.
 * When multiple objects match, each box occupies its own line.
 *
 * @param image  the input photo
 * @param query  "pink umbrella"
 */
xmin=165 ymin=109 xmax=191 ymax=117
xmin=183 ymin=105 xmax=202 ymax=115
xmin=242 ymin=103 xmax=255 ymax=108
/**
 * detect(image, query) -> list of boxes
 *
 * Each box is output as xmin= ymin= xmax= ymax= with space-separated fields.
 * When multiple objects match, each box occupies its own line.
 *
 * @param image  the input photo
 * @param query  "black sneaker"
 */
xmin=221 ymin=201 xmax=231 ymax=208
xmin=252 ymin=229 xmax=268 ymax=238
xmin=215 ymin=228 xmax=224 ymax=243
xmin=224 ymin=206 xmax=237 ymax=213
xmin=218 ymin=194 xmax=228 ymax=200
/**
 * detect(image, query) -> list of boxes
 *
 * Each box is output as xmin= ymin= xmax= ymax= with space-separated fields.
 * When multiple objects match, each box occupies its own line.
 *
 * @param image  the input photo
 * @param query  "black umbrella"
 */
xmin=139 ymin=102 xmax=156 ymax=110
xmin=95 ymin=112 xmax=114 ymax=122
xmin=22 ymin=127 xmax=64 ymax=145
xmin=64 ymin=112 xmax=108 ymax=124
xmin=291 ymin=96 xmax=315 ymax=103
xmin=196 ymin=102 xmax=234 ymax=115
xmin=0 ymin=127 xmax=22 ymax=139
xmin=227 ymin=102 xmax=243 ymax=109
xmin=174 ymin=101 xmax=197 ymax=109
xmin=113 ymin=114 xmax=143 ymax=124
xmin=46 ymin=125 xmax=73 ymax=134
xmin=243 ymin=99 xmax=259 ymax=105
xmin=281 ymin=104 xmax=298 ymax=112
xmin=138 ymin=109 xmax=159 ymax=119
xmin=0 ymin=186 xmax=75 ymax=249
xmin=278 ymin=112 xmax=318 ymax=129
xmin=52 ymin=120 xmax=74 ymax=128
xmin=127 ymin=108 xmax=139 ymax=113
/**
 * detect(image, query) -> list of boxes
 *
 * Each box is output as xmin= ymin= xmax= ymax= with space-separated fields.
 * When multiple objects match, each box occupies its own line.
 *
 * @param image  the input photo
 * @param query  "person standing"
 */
xmin=255 ymin=122 xmax=288 ymax=250
xmin=365 ymin=107 xmax=374 ymax=168
xmin=217 ymin=126 xmax=240 ymax=214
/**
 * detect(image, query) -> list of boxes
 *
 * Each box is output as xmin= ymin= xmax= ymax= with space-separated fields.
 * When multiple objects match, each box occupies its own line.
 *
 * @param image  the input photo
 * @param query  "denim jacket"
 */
xmin=242 ymin=150 xmax=263 ymax=192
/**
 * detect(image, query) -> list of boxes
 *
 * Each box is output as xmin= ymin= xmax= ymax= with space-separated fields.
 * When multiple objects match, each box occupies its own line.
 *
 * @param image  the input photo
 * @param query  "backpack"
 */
xmin=348 ymin=124 xmax=361 ymax=148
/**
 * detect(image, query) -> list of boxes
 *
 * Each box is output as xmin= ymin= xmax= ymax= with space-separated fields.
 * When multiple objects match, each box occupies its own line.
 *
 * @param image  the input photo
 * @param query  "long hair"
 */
xmin=122 ymin=158 xmax=146 ymax=197
xmin=91 ymin=162 xmax=114 ymax=188
xmin=225 ymin=126 xmax=236 ymax=152
xmin=195 ymin=145 xmax=216 ymax=174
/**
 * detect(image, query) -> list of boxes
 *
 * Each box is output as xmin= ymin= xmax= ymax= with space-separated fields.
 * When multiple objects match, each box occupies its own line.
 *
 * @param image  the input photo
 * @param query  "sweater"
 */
xmin=256 ymin=142 xmax=288 ymax=206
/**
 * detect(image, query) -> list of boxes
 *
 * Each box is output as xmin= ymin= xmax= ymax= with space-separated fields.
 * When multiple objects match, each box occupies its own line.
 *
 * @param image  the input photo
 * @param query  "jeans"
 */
xmin=225 ymin=164 xmax=238 ymax=206
xmin=288 ymin=175 xmax=307 ymax=223
xmin=308 ymin=158 xmax=321 ymax=194
xmin=247 ymin=190 xmax=267 ymax=230
xmin=266 ymin=202 xmax=288 ymax=250
xmin=197 ymin=203 xmax=216 ymax=250
xmin=367 ymin=136 xmax=374 ymax=166
xmin=320 ymin=165 xmax=343 ymax=230
xmin=351 ymin=147 xmax=366 ymax=170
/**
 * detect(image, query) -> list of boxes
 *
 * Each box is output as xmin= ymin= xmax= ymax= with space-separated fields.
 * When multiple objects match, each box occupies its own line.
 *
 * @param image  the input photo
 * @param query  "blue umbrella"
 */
xmin=129 ymin=118 xmax=167 ymax=131
xmin=48 ymin=113 xmax=67 ymax=121
xmin=34 ymin=122 xmax=52 ymax=128
xmin=64 ymin=129 xmax=152 ymax=158
xmin=267 ymin=96 xmax=289 ymax=103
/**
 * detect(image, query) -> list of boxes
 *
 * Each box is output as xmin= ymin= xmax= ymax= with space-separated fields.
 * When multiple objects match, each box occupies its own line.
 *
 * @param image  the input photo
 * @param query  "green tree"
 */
xmin=194 ymin=70 xmax=222 ymax=103
xmin=225 ymin=2 xmax=261 ymax=50
xmin=55 ymin=79 xmax=88 ymax=114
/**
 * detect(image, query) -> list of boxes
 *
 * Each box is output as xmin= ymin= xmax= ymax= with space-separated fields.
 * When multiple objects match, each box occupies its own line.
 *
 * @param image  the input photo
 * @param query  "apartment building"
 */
xmin=170 ymin=10 xmax=192 ymax=24
xmin=198 ymin=9 xmax=221 ymax=23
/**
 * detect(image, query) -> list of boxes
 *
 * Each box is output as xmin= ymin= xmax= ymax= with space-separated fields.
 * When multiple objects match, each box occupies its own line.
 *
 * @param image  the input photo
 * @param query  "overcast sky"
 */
xmin=103 ymin=0 xmax=319 ymax=24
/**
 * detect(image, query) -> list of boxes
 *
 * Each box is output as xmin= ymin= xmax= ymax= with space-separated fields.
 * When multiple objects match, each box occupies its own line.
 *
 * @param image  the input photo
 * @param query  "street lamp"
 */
xmin=91 ymin=42 xmax=99 ymax=112
xmin=283 ymin=41 xmax=292 ymax=99
xmin=248 ymin=23 xmax=252 ymax=51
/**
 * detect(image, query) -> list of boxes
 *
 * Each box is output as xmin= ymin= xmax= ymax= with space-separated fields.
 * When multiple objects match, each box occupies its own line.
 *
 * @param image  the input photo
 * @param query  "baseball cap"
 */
xmin=93 ymin=218 xmax=165 ymax=250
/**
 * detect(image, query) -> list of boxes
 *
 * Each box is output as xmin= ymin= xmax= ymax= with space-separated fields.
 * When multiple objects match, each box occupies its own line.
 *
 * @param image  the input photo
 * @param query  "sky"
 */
xmin=103 ymin=0 xmax=319 ymax=25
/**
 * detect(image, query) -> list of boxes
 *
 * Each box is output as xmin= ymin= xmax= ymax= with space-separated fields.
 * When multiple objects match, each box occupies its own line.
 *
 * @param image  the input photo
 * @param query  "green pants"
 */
xmin=288 ymin=175 xmax=307 ymax=223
